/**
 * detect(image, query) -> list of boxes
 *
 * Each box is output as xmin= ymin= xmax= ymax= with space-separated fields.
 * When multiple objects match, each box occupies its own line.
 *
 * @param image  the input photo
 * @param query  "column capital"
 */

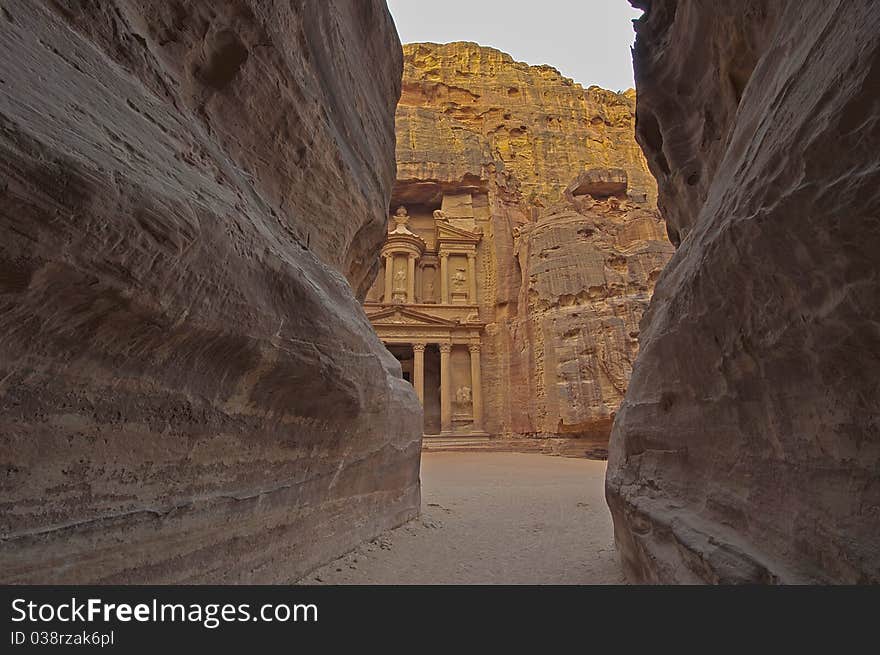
xmin=438 ymin=342 xmax=452 ymax=354
xmin=468 ymin=343 xmax=481 ymax=353
xmin=467 ymin=252 xmax=476 ymax=260
xmin=439 ymin=251 xmax=450 ymax=260
xmin=408 ymin=252 xmax=418 ymax=261
xmin=411 ymin=343 xmax=426 ymax=352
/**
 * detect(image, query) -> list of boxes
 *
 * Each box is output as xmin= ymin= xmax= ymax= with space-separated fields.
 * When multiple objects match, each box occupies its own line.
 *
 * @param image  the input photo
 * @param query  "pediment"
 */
xmin=436 ymin=221 xmax=482 ymax=243
xmin=367 ymin=306 xmax=459 ymax=327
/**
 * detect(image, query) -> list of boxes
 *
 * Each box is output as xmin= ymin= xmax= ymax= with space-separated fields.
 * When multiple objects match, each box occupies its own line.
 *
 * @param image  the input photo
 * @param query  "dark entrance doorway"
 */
xmin=423 ymin=344 xmax=441 ymax=434
xmin=385 ymin=343 xmax=441 ymax=435
xmin=386 ymin=344 xmax=413 ymax=384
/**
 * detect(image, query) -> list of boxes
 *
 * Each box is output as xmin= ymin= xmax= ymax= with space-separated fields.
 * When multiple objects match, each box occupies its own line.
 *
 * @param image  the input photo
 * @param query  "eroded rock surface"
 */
xmin=397 ymin=42 xmax=656 ymax=206
xmin=515 ymin=188 xmax=671 ymax=441
xmin=607 ymin=0 xmax=880 ymax=583
xmin=0 ymin=0 xmax=420 ymax=583
xmin=378 ymin=42 xmax=671 ymax=444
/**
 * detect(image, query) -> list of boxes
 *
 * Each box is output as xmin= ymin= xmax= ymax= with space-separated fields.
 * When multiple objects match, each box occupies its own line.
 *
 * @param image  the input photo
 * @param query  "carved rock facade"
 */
xmin=368 ymin=42 xmax=672 ymax=446
xmin=607 ymin=0 xmax=880 ymax=583
xmin=0 ymin=0 xmax=420 ymax=583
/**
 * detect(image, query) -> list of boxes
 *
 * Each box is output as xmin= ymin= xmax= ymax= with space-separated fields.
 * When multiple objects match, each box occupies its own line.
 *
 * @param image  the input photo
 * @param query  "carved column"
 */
xmin=440 ymin=252 xmax=449 ymax=305
xmin=467 ymin=252 xmax=477 ymax=304
xmin=439 ymin=342 xmax=452 ymax=433
xmin=469 ymin=343 xmax=483 ymax=432
xmin=412 ymin=343 xmax=425 ymax=407
xmin=407 ymin=254 xmax=417 ymax=304
xmin=383 ymin=253 xmax=394 ymax=304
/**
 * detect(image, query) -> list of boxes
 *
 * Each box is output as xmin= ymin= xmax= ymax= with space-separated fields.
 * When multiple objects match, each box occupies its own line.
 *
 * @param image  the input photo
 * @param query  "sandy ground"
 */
xmin=307 ymin=452 xmax=624 ymax=584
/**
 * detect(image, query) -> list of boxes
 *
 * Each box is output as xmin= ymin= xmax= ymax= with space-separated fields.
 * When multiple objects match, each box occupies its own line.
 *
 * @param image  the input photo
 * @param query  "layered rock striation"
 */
xmin=512 ymin=175 xmax=670 ymax=441
xmin=385 ymin=42 xmax=672 ymax=445
xmin=607 ymin=0 xmax=880 ymax=583
xmin=0 ymin=0 xmax=420 ymax=583
xmin=397 ymin=42 xmax=656 ymax=206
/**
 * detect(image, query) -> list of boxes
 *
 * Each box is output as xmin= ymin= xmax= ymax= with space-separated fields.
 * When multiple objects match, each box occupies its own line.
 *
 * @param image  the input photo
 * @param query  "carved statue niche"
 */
xmin=390 ymin=259 xmax=408 ymax=302
xmin=420 ymin=265 xmax=437 ymax=303
xmin=452 ymin=268 xmax=467 ymax=289
xmin=455 ymin=386 xmax=472 ymax=406
xmin=393 ymin=268 xmax=407 ymax=291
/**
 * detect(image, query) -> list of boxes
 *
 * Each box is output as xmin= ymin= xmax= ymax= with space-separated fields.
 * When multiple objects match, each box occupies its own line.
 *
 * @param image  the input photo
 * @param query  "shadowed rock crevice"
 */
xmin=196 ymin=29 xmax=249 ymax=90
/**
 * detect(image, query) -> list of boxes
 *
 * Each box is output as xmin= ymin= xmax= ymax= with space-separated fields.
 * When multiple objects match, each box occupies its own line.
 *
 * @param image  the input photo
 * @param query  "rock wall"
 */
xmin=394 ymin=42 xmax=671 ymax=443
xmin=515 ymin=178 xmax=671 ymax=441
xmin=607 ymin=0 xmax=880 ymax=583
xmin=397 ymin=42 xmax=657 ymax=206
xmin=0 ymin=0 xmax=421 ymax=583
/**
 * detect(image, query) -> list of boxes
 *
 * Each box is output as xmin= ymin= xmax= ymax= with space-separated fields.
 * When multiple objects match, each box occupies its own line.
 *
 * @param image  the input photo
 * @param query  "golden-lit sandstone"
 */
xmin=366 ymin=42 xmax=672 ymax=451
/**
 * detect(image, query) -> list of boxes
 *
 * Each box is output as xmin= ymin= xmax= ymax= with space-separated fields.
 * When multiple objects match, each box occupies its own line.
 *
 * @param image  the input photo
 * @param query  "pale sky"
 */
xmin=386 ymin=0 xmax=644 ymax=92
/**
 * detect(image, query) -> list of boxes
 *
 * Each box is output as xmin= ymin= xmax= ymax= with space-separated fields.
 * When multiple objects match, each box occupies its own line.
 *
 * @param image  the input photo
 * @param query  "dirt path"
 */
xmin=307 ymin=452 xmax=624 ymax=584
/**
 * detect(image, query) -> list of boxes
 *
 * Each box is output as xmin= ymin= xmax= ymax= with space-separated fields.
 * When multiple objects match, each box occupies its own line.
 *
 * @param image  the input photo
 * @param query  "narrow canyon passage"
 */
xmin=306 ymin=453 xmax=623 ymax=585
xmin=3 ymin=0 xmax=877 ymax=587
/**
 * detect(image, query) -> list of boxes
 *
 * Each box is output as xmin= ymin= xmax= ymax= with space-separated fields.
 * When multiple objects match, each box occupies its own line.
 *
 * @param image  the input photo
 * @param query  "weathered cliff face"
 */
xmin=392 ymin=42 xmax=671 ymax=443
xmin=0 ymin=0 xmax=420 ymax=583
xmin=607 ymin=0 xmax=880 ymax=583
xmin=397 ymin=42 xmax=656 ymax=206
xmin=514 ymin=177 xmax=670 ymax=441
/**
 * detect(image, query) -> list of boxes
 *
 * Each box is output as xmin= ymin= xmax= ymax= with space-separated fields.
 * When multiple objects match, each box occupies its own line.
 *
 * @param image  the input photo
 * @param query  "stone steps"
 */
xmin=422 ymin=436 xmax=491 ymax=449
xmin=421 ymin=436 xmax=608 ymax=460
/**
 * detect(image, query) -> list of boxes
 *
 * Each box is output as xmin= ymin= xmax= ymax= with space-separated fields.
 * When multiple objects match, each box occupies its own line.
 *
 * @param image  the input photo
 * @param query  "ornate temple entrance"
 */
xmin=383 ymin=341 xmax=483 ymax=436
xmin=365 ymin=201 xmax=487 ymax=436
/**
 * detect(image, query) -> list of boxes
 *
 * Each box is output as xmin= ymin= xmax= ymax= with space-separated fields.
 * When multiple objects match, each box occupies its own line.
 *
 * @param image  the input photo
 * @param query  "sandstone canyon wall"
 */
xmin=388 ymin=42 xmax=672 ymax=444
xmin=0 ymin=0 xmax=421 ymax=583
xmin=607 ymin=0 xmax=880 ymax=583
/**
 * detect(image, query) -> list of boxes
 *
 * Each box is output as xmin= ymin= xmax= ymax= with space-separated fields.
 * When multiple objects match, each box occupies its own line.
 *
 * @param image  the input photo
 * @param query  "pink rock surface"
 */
xmin=607 ymin=0 xmax=880 ymax=583
xmin=0 ymin=0 xmax=420 ymax=583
